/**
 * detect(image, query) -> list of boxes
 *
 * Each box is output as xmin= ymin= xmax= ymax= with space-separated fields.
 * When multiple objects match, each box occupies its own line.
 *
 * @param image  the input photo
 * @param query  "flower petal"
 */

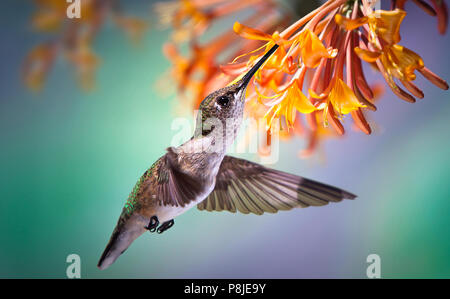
xmin=298 ymin=29 xmax=337 ymax=68
xmin=368 ymin=9 xmax=407 ymax=45
xmin=308 ymin=88 xmax=327 ymax=100
xmin=32 ymin=10 xmax=62 ymax=31
xmin=233 ymin=22 xmax=274 ymax=41
xmin=288 ymin=81 xmax=316 ymax=114
xmin=381 ymin=44 xmax=424 ymax=81
xmin=354 ymin=47 xmax=381 ymax=62
xmin=328 ymin=78 xmax=365 ymax=114
xmin=334 ymin=14 xmax=368 ymax=31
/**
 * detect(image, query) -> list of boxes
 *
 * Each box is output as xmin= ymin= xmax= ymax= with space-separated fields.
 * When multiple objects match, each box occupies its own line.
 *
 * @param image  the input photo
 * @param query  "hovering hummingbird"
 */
xmin=98 ymin=45 xmax=356 ymax=270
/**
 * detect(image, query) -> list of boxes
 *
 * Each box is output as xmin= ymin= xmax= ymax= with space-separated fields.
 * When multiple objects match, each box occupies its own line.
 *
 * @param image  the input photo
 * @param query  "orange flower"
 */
xmin=233 ymin=22 xmax=283 ymax=44
xmin=355 ymin=44 xmax=424 ymax=82
xmin=22 ymin=43 xmax=57 ymax=91
xmin=25 ymin=0 xmax=148 ymax=91
xmin=31 ymin=9 xmax=64 ymax=31
xmin=336 ymin=8 xmax=422 ymax=84
xmin=335 ymin=9 xmax=406 ymax=45
xmin=232 ymin=22 xmax=291 ymax=72
xmin=263 ymin=73 xmax=316 ymax=129
xmin=230 ymin=20 xmax=339 ymax=134
xmin=154 ymin=0 xmax=270 ymax=42
xmin=171 ymin=0 xmax=211 ymax=41
xmin=161 ymin=0 xmax=448 ymax=159
xmin=32 ymin=0 xmax=66 ymax=25
xmin=233 ymin=22 xmax=337 ymax=69
xmin=310 ymin=77 xmax=365 ymax=116
xmin=66 ymin=40 xmax=100 ymax=91
xmin=295 ymin=29 xmax=337 ymax=68
xmin=336 ymin=5 xmax=447 ymax=106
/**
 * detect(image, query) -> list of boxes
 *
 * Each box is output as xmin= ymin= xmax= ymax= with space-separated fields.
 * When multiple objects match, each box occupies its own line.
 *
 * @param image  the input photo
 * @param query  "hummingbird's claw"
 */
xmin=157 ymin=219 xmax=174 ymax=234
xmin=144 ymin=215 xmax=159 ymax=232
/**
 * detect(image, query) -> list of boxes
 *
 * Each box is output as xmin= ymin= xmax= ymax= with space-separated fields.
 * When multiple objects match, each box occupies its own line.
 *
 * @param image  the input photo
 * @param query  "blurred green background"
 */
xmin=0 ymin=1 xmax=449 ymax=278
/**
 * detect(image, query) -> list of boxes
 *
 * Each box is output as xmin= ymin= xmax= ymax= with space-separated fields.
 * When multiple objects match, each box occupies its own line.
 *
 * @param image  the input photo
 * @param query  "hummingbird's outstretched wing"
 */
xmin=197 ymin=156 xmax=356 ymax=215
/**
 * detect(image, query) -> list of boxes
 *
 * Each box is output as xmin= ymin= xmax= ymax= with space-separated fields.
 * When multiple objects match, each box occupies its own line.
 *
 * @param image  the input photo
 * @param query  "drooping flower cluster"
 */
xmin=222 ymin=0 xmax=449 ymax=157
xmin=23 ymin=0 xmax=148 ymax=91
xmin=153 ymin=0 xmax=295 ymax=109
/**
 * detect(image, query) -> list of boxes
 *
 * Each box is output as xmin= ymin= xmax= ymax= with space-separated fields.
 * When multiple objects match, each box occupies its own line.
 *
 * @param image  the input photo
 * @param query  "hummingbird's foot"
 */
xmin=157 ymin=219 xmax=175 ymax=234
xmin=144 ymin=216 xmax=159 ymax=232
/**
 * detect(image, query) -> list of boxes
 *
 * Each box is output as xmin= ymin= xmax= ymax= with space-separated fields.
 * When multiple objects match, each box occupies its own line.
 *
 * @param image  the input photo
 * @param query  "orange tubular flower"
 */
xmin=310 ymin=77 xmax=365 ymax=116
xmin=230 ymin=18 xmax=340 ymax=129
xmin=355 ymin=44 xmax=424 ymax=81
xmin=263 ymin=69 xmax=317 ymax=130
xmin=338 ymin=8 xmax=406 ymax=44
xmin=157 ymin=0 xmax=288 ymax=109
xmin=162 ymin=0 xmax=449 ymax=158
xmin=24 ymin=0 xmax=149 ymax=91
xmin=22 ymin=42 xmax=57 ymax=91
xmin=31 ymin=0 xmax=68 ymax=31
xmin=154 ymin=0 xmax=272 ymax=42
xmin=226 ymin=0 xmax=448 ymax=156
xmin=336 ymin=4 xmax=448 ymax=105
xmin=65 ymin=39 xmax=100 ymax=91
xmin=296 ymin=29 xmax=338 ymax=68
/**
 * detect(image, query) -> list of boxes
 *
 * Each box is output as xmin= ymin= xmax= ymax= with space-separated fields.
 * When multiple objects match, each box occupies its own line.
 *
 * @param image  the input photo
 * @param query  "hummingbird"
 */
xmin=97 ymin=45 xmax=356 ymax=270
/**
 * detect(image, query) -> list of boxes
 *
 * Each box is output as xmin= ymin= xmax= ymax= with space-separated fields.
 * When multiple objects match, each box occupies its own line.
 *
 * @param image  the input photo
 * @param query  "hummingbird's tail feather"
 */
xmin=97 ymin=215 xmax=147 ymax=270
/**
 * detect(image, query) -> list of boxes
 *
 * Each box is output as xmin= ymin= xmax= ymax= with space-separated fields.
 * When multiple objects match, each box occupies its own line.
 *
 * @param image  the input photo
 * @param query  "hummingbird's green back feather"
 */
xmin=123 ymin=158 xmax=161 ymax=216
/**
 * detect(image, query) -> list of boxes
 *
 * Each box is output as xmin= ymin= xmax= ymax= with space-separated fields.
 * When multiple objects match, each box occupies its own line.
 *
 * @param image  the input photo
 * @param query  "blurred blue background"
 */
xmin=0 ymin=0 xmax=449 ymax=278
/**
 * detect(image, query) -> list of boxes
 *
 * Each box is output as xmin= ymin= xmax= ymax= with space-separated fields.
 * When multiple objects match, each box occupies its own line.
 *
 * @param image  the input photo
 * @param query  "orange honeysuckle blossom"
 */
xmin=296 ymin=29 xmax=338 ymax=68
xmin=230 ymin=0 xmax=353 ymax=135
xmin=310 ymin=77 xmax=366 ymax=117
xmin=31 ymin=0 xmax=72 ymax=31
xmin=230 ymin=19 xmax=340 ymax=130
xmin=24 ymin=0 xmax=149 ymax=91
xmin=221 ymin=0 xmax=448 ymax=156
xmin=335 ymin=4 xmax=448 ymax=104
xmin=335 ymin=9 xmax=406 ymax=45
xmin=154 ymin=0 xmax=272 ymax=42
xmin=158 ymin=0 xmax=288 ymax=110
xmin=65 ymin=39 xmax=101 ymax=91
xmin=161 ymin=0 xmax=448 ymax=158
xmin=231 ymin=22 xmax=338 ymax=71
xmin=355 ymin=44 xmax=424 ymax=81
xmin=263 ymin=70 xmax=317 ymax=130
xmin=22 ymin=42 xmax=57 ymax=91
xmin=154 ymin=0 xmax=212 ymax=42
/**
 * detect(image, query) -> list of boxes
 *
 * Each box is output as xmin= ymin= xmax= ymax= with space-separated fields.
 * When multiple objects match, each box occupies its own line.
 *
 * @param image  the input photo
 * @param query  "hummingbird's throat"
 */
xmin=190 ymin=116 xmax=242 ymax=155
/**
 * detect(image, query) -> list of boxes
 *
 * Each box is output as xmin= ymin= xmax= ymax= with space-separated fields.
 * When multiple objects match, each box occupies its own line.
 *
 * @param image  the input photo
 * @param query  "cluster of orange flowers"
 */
xmin=154 ymin=0 xmax=295 ymax=109
xmin=23 ymin=0 xmax=148 ymax=91
xmin=162 ymin=0 xmax=449 ymax=157
xmin=23 ymin=1 xmax=449 ymax=158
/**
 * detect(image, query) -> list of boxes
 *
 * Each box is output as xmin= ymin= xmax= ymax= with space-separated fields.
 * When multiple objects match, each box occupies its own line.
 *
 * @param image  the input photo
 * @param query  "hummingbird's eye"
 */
xmin=216 ymin=95 xmax=230 ymax=107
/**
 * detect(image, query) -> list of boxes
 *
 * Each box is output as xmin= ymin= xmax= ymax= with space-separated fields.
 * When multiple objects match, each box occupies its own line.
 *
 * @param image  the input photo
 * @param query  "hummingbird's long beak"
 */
xmin=239 ymin=44 xmax=279 ymax=89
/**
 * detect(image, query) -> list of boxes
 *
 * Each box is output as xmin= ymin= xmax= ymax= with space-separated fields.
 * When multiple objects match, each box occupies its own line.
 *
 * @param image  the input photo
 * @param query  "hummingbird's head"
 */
xmin=195 ymin=44 xmax=279 ymax=139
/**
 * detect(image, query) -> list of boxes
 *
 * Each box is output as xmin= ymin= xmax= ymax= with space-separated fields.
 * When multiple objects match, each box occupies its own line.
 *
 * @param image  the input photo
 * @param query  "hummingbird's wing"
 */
xmin=197 ymin=155 xmax=356 ymax=215
xmin=147 ymin=152 xmax=204 ymax=207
